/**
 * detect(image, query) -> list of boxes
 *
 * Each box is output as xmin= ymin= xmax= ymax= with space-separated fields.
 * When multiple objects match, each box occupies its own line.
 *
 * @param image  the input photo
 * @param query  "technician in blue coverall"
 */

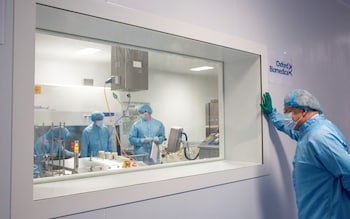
xmin=129 ymin=104 xmax=165 ymax=165
xmin=261 ymin=89 xmax=350 ymax=219
xmin=80 ymin=111 xmax=112 ymax=157
xmin=33 ymin=126 xmax=74 ymax=178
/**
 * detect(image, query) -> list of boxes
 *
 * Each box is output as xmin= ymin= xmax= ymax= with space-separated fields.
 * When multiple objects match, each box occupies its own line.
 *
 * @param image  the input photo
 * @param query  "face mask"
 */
xmin=140 ymin=114 xmax=147 ymax=121
xmin=283 ymin=112 xmax=303 ymax=130
xmin=95 ymin=120 xmax=103 ymax=127
xmin=283 ymin=112 xmax=298 ymax=130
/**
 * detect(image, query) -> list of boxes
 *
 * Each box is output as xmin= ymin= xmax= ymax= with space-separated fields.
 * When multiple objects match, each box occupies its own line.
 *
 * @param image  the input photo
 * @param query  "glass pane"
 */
xmin=33 ymin=5 xmax=263 ymax=200
xmin=34 ymin=32 xmax=222 ymax=178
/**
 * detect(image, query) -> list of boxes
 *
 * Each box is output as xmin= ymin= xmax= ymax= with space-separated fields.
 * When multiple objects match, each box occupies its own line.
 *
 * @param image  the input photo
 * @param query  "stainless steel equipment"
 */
xmin=111 ymin=46 xmax=148 ymax=91
xmin=167 ymin=127 xmax=183 ymax=153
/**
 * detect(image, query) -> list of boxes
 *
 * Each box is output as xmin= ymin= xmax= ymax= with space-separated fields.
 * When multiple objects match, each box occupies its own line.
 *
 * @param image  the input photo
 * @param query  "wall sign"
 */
xmin=268 ymin=49 xmax=293 ymax=85
xmin=0 ymin=0 xmax=5 ymax=44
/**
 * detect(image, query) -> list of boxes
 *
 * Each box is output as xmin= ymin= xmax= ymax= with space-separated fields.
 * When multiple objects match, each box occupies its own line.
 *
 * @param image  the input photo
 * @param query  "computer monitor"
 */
xmin=167 ymin=127 xmax=183 ymax=153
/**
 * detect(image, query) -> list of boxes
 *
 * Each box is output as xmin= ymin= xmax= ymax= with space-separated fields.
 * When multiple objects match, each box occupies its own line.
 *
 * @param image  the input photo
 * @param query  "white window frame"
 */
xmin=11 ymin=2 xmax=269 ymax=218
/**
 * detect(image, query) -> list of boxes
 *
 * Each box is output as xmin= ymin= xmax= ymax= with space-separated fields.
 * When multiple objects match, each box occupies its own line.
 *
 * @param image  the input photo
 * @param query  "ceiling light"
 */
xmin=190 ymin=66 xmax=214 ymax=71
xmin=76 ymin=48 xmax=101 ymax=55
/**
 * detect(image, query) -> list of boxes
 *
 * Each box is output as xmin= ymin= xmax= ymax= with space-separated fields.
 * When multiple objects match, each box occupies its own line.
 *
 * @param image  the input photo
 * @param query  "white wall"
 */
xmin=3 ymin=0 xmax=350 ymax=218
xmin=34 ymin=70 xmax=217 ymax=142
xmin=34 ymin=34 xmax=220 ymax=142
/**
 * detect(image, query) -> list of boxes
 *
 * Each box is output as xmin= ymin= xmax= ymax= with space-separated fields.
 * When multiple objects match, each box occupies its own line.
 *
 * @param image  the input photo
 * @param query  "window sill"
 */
xmin=33 ymin=159 xmax=266 ymax=200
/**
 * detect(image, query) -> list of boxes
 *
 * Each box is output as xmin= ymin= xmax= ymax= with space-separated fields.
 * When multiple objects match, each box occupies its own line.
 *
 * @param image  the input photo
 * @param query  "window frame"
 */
xmin=11 ymin=2 xmax=269 ymax=218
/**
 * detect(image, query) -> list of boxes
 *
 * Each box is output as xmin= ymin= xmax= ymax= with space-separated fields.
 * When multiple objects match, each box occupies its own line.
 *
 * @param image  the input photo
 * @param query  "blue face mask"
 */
xmin=95 ymin=120 xmax=103 ymax=127
xmin=283 ymin=112 xmax=304 ymax=130
xmin=283 ymin=112 xmax=298 ymax=130
xmin=140 ymin=114 xmax=147 ymax=121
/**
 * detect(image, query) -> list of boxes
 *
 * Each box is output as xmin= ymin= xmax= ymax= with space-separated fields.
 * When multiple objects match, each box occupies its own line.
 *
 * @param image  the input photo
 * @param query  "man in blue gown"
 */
xmin=129 ymin=104 xmax=165 ymax=165
xmin=261 ymin=89 xmax=350 ymax=219
xmin=33 ymin=126 xmax=74 ymax=178
xmin=80 ymin=111 xmax=112 ymax=157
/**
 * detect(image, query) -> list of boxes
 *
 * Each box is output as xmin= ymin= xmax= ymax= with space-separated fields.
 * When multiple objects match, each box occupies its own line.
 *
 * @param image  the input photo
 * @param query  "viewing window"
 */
xmin=33 ymin=5 xmax=263 ymax=200
xmin=34 ymin=31 xmax=222 ymax=176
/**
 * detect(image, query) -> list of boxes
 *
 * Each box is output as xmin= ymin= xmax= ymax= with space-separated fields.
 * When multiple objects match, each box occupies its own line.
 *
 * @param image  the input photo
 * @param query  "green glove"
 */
xmin=260 ymin=92 xmax=273 ymax=115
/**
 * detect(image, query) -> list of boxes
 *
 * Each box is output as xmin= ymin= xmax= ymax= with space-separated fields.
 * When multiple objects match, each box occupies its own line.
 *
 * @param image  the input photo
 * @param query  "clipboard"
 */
xmin=150 ymin=142 xmax=158 ymax=162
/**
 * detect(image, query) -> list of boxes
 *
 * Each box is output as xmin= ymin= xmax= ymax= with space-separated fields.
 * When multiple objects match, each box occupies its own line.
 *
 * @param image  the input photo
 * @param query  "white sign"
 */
xmin=0 ymin=0 xmax=5 ymax=44
xmin=268 ymin=49 xmax=293 ymax=85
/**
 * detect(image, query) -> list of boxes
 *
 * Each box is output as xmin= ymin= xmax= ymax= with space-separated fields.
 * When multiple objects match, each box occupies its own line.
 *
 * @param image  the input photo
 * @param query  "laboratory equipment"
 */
xmin=206 ymin=99 xmax=219 ymax=136
xmin=167 ymin=127 xmax=183 ymax=153
xmin=110 ymin=46 xmax=148 ymax=91
xmin=34 ymin=123 xmax=73 ymax=177
xmin=166 ymin=127 xmax=199 ymax=160
xmin=73 ymin=140 xmax=79 ymax=173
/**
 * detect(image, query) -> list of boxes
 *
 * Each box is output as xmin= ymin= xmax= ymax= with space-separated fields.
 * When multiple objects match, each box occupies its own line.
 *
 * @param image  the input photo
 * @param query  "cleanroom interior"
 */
xmin=34 ymin=31 xmax=222 ymax=177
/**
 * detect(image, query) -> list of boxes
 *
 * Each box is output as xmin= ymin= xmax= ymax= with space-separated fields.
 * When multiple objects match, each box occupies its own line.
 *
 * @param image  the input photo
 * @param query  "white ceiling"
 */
xmin=35 ymin=32 xmax=220 ymax=76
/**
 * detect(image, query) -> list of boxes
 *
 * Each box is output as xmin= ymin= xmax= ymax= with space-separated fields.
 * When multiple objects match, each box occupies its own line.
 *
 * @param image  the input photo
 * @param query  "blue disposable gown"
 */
xmin=80 ymin=124 xmax=112 ymax=157
xmin=128 ymin=118 xmax=165 ymax=165
xmin=269 ymin=109 xmax=350 ymax=219
xmin=33 ymin=133 xmax=74 ymax=178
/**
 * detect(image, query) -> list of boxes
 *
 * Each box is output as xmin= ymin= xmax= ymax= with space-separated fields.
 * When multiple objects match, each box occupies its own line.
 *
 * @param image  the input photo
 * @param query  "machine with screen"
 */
xmin=166 ymin=127 xmax=199 ymax=160
xmin=167 ymin=127 xmax=183 ymax=153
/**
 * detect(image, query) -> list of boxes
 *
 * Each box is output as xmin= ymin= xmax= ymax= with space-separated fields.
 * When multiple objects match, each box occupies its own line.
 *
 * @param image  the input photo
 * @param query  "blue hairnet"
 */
xmin=46 ymin=127 xmax=70 ymax=139
xmin=284 ymin=89 xmax=323 ymax=113
xmin=137 ymin=104 xmax=153 ymax=114
xmin=91 ymin=111 xmax=104 ymax=121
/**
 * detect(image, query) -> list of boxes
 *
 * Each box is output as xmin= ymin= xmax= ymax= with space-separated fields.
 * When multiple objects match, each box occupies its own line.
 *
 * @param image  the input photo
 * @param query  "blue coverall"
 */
xmin=129 ymin=118 xmax=165 ymax=165
xmin=80 ymin=123 xmax=112 ymax=157
xmin=269 ymin=108 xmax=350 ymax=219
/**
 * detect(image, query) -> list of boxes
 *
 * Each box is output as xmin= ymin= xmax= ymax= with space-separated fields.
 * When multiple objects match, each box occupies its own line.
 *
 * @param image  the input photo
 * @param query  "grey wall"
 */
xmin=3 ymin=0 xmax=350 ymax=218
xmin=122 ymin=0 xmax=350 ymax=134
xmin=0 ymin=0 xmax=13 ymax=218
xmin=58 ymin=176 xmax=279 ymax=219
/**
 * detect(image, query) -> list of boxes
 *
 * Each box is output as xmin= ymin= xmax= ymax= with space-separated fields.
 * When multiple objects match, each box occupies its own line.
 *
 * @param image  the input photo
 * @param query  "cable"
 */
xmin=114 ymin=92 xmax=131 ymax=124
xmin=182 ymin=131 xmax=199 ymax=160
xmin=182 ymin=132 xmax=188 ymax=141
xmin=103 ymin=83 xmax=134 ymax=160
